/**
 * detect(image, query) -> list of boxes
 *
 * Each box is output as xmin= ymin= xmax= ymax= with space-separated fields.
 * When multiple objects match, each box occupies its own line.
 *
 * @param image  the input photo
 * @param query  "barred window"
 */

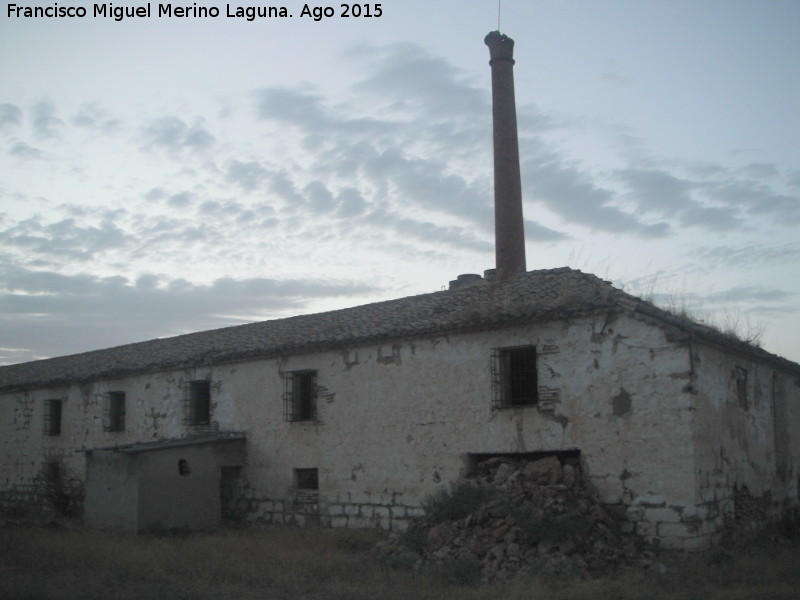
xmin=184 ymin=380 xmax=211 ymax=426
xmin=43 ymin=399 xmax=63 ymax=436
xmin=104 ymin=391 xmax=126 ymax=432
xmin=283 ymin=370 xmax=317 ymax=422
xmin=491 ymin=345 xmax=538 ymax=408
xmin=294 ymin=468 xmax=319 ymax=491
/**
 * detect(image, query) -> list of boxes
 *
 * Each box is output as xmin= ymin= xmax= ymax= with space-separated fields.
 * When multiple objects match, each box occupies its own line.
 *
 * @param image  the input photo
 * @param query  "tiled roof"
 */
xmin=1 ymin=268 xmax=797 ymax=392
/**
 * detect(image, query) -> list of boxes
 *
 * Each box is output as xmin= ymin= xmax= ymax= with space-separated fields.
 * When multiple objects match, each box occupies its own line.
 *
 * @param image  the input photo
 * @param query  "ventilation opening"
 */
xmin=463 ymin=449 xmax=580 ymax=476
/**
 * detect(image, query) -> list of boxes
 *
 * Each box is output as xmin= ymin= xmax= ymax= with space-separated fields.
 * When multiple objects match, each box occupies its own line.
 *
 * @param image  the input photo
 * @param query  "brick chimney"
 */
xmin=485 ymin=31 xmax=526 ymax=281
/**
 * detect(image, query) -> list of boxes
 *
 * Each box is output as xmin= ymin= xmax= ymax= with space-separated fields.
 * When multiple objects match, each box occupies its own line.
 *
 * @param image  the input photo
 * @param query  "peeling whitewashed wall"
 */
xmin=689 ymin=343 xmax=800 ymax=546
xmin=1 ymin=311 xmax=797 ymax=549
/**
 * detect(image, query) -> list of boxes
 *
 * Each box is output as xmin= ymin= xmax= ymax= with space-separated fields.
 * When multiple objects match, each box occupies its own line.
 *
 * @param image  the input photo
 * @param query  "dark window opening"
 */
xmin=220 ymin=466 xmax=246 ymax=521
xmin=734 ymin=366 xmax=748 ymax=410
xmin=294 ymin=468 xmax=319 ymax=491
xmin=178 ymin=459 xmax=191 ymax=476
xmin=44 ymin=459 xmax=71 ymax=515
xmin=45 ymin=460 xmax=62 ymax=486
xmin=105 ymin=391 xmax=126 ymax=432
xmin=284 ymin=370 xmax=317 ymax=422
xmin=492 ymin=345 xmax=538 ymax=408
xmin=463 ymin=450 xmax=581 ymax=476
xmin=44 ymin=399 xmax=62 ymax=436
xmin=186 ymin=380 xmax=211 ymax=426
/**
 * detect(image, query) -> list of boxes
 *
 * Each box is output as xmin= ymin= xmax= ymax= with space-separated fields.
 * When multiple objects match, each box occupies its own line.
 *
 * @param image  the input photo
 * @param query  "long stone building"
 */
xmin=1 ymin=33 xmax=798 ymax=549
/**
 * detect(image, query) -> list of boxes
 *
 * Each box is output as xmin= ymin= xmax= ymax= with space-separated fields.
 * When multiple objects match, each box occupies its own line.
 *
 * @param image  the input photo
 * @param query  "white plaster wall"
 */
xmin=195 ymin=312 xmax=696 ymax=535
xmin=1 ymin=312 xmax=701 ymax=541
xmin=691 ymin=343 xmax=800 ymax=541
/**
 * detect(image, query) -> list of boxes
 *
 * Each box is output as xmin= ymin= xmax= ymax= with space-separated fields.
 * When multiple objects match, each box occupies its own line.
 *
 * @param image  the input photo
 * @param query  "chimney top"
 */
xmin=484 ymin=31 xmax=515 ymax=64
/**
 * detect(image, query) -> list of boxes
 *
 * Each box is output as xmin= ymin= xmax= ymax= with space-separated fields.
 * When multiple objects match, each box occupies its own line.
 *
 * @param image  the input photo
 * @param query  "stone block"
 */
xmin=644 ymin=507 xmax=683 ymax=524
xmin=344 ymin=504 xmax=360 ymax=516
xmin=626 ymin=506 xmax=645 ymax=521
xmin=701 ymin=488 xmax=717 ymax=503
xmin=390 ymin=506 xmax=407 ymax=518
xmin=635 ymin=521 xmax=657 ymax=538
xmin=392 ymin=519 xmax=409 ymax=532
xmin=373 ymin=506 xmax=390 ymax=519
xmin=360 ymin=504 xmax=374 ymax=517
xmin=348 ymin=516 xmax=372 ymax=529
xmin=327 ymin=503 xmax=345 ymax=516
xmin=331 ymin=516 xmax=349 ymax=529
xmin=407 ymin=507 xmax=426 ymax=518
xmin=657 ymin=522 xmax=694 ymax=537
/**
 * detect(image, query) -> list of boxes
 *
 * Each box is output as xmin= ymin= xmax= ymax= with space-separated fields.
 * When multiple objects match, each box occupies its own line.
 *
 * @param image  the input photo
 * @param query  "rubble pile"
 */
xmin=377 ymin=456 xmax=653 ymax=582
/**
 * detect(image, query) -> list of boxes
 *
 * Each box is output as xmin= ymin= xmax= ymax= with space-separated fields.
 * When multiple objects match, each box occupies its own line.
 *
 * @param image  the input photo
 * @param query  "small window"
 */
xmin=178 ymin=459 xmax=191 ymax=476
xmin=45 ymin=460 xmax=62 ymax=487
xmin=283 ymin=370 xmax=317 ymax=422
xmin=492 ymin=345 xmax=538 ymax=408
xmin=294 ymin=468 xmax=319 ymax=491
xmin=104 ymin=391 xmax=126 ymax=432
xmin=185 ymin=380 xmax=211 ymax=426
xmin=734 ymin=367 xmax=748 ymax=410
xmin=43 ymin=399 xmax=63 ymax=436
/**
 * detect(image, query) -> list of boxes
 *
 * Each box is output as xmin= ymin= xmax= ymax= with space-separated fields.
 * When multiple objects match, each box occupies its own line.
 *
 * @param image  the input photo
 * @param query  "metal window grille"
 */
xmin=491 ymin=345 xmax=538 ymax=409
xmin=184 ymin=380 xmax=211 ymax=426
xmin=294 ymin=467 xmax=320 ymax=507
xmin=103 ymin=391 xmax=126 ymax=432
xmin=294 ymin=468 xmax=319 ymax=490
xmin=283 ymin=370 xmax=317 ymax=422
xmin=43 ymin=399 xmax=62 ymax=436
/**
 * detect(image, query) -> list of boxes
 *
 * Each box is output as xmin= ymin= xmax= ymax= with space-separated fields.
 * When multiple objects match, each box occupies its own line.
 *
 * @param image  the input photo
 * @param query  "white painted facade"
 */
xmin=2 ymin=298 xmax=798 ymax=549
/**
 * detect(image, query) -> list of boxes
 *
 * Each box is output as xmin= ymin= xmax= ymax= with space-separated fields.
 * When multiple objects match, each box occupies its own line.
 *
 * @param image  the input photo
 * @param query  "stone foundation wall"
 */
xmin=236 ymin=491 xmax=425 ymax=532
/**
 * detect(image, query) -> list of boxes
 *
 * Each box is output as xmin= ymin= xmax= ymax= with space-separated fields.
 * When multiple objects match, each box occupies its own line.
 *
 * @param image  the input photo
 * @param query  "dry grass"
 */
xmin=1 ymin=523 xmax=799 ymax=600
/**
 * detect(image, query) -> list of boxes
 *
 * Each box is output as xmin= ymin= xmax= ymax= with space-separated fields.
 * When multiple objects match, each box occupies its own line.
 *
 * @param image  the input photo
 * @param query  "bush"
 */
xmin=775 ymin=508 xmax=800 ymax=540
xmin=422 ymin=482 xmax=497 ymax=523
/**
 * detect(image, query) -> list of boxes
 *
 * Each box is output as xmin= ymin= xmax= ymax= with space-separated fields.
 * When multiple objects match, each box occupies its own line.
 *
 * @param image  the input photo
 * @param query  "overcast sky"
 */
xmin=1 ymin=0 xmax=799 ymax=366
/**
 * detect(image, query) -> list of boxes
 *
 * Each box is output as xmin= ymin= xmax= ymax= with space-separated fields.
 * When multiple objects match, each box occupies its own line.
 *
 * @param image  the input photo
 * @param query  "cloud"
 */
xmin=0 ymin=215 xmax=131 ymax=261
xmin=363 ymin=207 xmax=492 ymax=252
xmin=678 ymin=205 xmax=743 ymax=232
xmin=168 ymin=191 xmax=194 ymax=208
xmin=688 ymin=243 xmax=800 ymax=270
xmin=142 ymin=116 xmax=215 ymax=153
xmin=524 ymin=157 xmax=670 ymax=238
xmin=0 ymin=265 xmax=377 ymax=363
xmin=524 ymin=219 xmax=569 ymax=242
xmin=9 ymin=142 xmax=43 ymax=159
xmin=350 ymin=42 xmax=486 ymax=119
xmin=335 ymin=187 xmax=367 ymax=218
xmin=707 ymin=180 xmax=800 ymax=225
xmin=72 ymin=103 xmax=121 ymax=132
xmin=616 ymin=168 xmax=696 ymax=215
xmin=226 ymin=160 xmax=272 ymax=191
xmin=0 ymin=103 xmax=23 ymax=128
xmin=705 ymin=285 xmax=796 ymax=304
xmin=31 ymin=100 xmax=63 ymax=139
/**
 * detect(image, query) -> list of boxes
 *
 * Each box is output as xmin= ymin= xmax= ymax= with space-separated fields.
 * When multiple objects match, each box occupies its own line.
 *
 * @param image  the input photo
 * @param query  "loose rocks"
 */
xmin=376 ymin=456 xmax=652 ymax=582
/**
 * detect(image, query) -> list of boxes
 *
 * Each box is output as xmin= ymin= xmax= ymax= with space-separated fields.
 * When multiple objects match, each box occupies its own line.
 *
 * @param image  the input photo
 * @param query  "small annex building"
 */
xmin=81 ymin=433 xmax=246 ymax=532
